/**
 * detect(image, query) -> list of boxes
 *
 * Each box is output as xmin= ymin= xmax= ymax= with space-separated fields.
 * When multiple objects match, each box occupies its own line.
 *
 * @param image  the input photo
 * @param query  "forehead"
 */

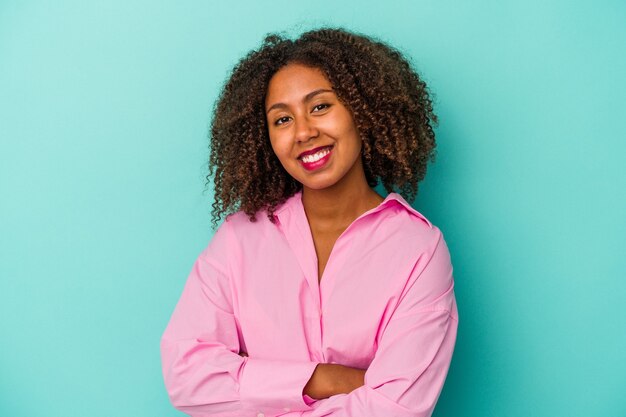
xmin=265 ymin=64 xmax=333 ymax=104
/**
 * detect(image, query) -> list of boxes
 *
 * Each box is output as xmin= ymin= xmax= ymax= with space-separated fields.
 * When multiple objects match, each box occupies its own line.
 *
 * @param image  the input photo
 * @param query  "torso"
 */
xmin=311 ymin=228 xmax=345 ymax=283
xmin=306 ymin=190 xmax=385 ymax=283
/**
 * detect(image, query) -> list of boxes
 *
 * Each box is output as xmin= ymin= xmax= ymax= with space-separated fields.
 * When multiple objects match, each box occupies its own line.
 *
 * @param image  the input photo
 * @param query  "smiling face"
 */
xmin=265 ymin=63 xmax=365 ymax=192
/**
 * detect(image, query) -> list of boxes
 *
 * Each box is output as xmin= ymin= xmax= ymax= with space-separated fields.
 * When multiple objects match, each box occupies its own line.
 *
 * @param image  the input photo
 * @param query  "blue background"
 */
xmin=1 ymin=1 xmax=624 ymax=416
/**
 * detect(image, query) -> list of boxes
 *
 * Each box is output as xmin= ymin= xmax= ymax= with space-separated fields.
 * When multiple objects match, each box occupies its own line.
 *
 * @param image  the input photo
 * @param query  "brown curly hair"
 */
xmin=207 ymin=27 xmax=438 ymax=229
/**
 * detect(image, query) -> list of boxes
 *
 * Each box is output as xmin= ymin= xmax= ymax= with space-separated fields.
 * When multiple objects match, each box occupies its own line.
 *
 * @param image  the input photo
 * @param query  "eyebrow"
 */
xmin=265 ymin=88 xmax=334 ymax=114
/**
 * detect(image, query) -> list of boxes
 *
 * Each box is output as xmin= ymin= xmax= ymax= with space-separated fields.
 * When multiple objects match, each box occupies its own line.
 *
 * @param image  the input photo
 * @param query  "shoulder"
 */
xmin=382 ymin=203 xmax=455 ymax=309
xmin=379 ymin=195 xmax=442 ymax=249
xmin=197 ymin=209 xmax=269 ymax=269
xmin=206 ymin=208 xmax=278 ymax=250
xmin=222 ymin=208 xmax=276 ymax=234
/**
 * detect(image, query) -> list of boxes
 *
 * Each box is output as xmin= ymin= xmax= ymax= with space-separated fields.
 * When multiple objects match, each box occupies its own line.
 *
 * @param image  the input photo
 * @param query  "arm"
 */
xmin=237 ymin=352 xmax=365 ymax=403
xmin=300 ymin=229 xmax=458 ymax=417
xmin=304 ymin=364 xmax=366 ymax=399
xmin=160 ymin=221 xmax=319 ymax=416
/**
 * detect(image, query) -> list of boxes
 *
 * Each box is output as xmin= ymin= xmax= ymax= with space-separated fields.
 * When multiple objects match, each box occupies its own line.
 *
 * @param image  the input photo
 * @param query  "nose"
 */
xmin=294 ymin=115 xmax=319 ymax=143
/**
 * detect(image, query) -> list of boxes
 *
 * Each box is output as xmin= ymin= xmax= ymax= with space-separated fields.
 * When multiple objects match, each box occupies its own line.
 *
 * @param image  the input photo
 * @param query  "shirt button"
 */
xmin=257 ymin=413 xmax=265 ymax=417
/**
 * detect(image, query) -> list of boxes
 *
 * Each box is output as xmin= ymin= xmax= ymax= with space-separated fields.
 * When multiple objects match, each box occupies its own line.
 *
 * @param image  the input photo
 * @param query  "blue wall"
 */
xmin=1 ymin=1 xmax=624 ymax=416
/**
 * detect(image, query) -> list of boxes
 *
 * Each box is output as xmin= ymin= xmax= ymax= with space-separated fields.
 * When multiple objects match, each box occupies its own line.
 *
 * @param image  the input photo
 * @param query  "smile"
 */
xmin=301 ymin=146 xmax=332 ymax=163
xmin=299 ymin=146 xmax=333 ymax=171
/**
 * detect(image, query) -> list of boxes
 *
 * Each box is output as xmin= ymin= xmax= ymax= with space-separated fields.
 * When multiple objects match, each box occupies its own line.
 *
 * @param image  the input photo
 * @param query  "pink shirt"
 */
xmin=161 ymin=190 xmax=458 ymax=417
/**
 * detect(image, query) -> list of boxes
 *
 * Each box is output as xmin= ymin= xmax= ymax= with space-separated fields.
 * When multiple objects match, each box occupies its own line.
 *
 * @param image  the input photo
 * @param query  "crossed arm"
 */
xmin=161 ymin=225 xmax=457 ymax=416
xmin=241 ymin=350 xmax=366 ymax=400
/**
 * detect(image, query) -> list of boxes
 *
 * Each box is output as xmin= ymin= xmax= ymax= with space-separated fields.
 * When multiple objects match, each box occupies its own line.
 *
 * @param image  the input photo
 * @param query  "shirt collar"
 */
xmin=274 ymin=190 xmax=432 ymax=228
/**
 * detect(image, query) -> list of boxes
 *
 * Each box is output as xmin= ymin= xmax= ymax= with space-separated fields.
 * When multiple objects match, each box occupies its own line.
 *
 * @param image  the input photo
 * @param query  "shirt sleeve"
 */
xmin=160 ymin=220 xmax=319 ymax=416
xmin=300 ymin=228 xmax=458 ymax=417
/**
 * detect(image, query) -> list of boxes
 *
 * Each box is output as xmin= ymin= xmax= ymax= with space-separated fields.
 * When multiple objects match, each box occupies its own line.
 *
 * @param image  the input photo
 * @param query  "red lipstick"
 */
xmin=298 ymin=145 xmax=333 ymax=171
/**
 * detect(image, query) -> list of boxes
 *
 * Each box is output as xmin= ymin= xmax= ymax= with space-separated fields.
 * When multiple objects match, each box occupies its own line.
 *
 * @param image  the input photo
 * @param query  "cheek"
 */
xmin=269 ymin=137 xmax=290 ymax=162
xmin=334 ymin=111 xmax=359 ymax=136
xmin=339 ymin=122 xmax=361 ymax=151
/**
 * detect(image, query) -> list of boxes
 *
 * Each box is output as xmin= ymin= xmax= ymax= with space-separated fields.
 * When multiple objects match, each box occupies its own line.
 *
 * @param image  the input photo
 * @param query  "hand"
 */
xmin=303 ymin=363 xmax=366 ymax=400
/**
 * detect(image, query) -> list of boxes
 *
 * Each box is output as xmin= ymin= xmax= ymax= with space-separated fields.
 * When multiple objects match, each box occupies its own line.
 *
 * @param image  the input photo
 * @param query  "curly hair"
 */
xmin=207 ymin=27 xmax=438 ymax=228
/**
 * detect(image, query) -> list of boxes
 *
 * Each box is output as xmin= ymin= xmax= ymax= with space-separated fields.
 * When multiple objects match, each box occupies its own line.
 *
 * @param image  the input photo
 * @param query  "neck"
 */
xmin=301 ymin=167 xmax=383 ymax=232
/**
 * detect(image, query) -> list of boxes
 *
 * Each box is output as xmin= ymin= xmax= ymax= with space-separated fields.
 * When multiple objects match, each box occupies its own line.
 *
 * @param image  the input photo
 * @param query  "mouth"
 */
xmin=297 ymin=145 xmax=334 ymax=161
xmin=298 ymin=145 xmax=334 ymax=171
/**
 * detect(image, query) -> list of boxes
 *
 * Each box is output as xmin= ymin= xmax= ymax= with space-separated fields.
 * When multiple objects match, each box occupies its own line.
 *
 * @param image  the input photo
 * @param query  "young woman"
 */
xmin=161 ymin=27 xmax=458 ymax=417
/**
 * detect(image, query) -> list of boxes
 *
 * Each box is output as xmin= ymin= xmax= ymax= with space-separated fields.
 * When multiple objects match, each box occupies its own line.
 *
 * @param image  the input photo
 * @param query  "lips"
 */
xmin=297 ymin=145 xmax=333 ymax=160
xmin=299 ymin=146 xmax=333 ymax=171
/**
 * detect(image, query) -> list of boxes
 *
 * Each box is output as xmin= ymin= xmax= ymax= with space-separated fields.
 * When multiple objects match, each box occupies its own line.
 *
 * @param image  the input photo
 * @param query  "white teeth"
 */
xmin=301 ymin=147 xmax=331 ymax=163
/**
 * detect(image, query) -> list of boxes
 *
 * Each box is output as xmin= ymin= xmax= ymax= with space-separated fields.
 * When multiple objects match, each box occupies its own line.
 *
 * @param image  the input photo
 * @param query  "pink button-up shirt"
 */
xmin=161 ymin=190 xmax=458 ymax=417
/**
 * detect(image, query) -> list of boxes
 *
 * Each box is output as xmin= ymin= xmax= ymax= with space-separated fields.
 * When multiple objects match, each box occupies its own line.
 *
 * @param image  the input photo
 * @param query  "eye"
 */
xmin=312 ymin=103 xmax=330 ymax=112
xmin=274 ymin=116 xmax=291 ymax=126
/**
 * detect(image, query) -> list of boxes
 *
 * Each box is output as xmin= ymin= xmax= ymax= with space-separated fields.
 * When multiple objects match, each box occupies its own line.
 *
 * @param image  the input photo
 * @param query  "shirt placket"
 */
xmin=276 ymin=205 xmax=325 ymax=363
xmin=276 ymin=192 xmax=397 ymax=364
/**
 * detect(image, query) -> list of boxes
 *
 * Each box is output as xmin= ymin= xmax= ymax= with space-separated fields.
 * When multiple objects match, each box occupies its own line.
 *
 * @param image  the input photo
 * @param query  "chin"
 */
xmin=301 ymin=179 xmax=341 ymax=191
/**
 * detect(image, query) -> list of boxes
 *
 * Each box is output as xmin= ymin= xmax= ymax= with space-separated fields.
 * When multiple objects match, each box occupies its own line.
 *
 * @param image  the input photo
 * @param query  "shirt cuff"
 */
xmin=239 ymin=357 xmax=318 ymax=412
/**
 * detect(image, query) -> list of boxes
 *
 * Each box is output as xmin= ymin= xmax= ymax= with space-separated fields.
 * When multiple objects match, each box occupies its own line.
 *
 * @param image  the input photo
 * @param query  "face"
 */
xmin=265 ymin=63 xmax=364 ymax=191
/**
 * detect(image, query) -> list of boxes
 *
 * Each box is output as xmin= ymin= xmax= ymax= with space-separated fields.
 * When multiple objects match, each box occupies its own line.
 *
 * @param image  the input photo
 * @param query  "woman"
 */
xmin=161 ymin=27 xmax=458 ymax=417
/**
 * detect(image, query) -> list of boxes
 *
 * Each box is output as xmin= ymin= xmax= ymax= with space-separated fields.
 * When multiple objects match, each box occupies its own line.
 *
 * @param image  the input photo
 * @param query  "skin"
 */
xmin=265 ymin=62 xmax=384 ymax=276
xmin=208 ymin=29 xmax=438 ymax=230
xmin=260 ymin=62 xmax=384 ymax=399
xmin=229 ymin=64 xmax=383 ymax=399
